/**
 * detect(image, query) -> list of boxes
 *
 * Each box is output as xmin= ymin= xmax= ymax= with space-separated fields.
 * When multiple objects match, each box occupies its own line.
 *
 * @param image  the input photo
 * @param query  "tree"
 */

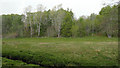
xmin=56 ymin=5 xmax=65 ymax=37
xmin=49 ymin=6 xmax=58 ymax=37
xmin=2 ymin=4 xmax=118 ymax=38
xmin=61 ymin=9 xmax=74 ymax=37
xmin=99 ymin=5 xmax=118 ymax=38
xmin=36 ymin=4 xmax=46 ymax=37
xmin=2 ymin=14 xmax=23 ymax=38
xmin=89 ymin=13 xmax=97 ymax=36
xmin=71 ymin=20 xmax=79 ymax=37
xmin=24 ymin=5 xmax=33 ymax=37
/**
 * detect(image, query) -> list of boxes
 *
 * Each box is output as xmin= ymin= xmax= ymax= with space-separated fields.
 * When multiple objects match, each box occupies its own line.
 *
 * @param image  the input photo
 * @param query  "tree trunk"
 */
xmin=29 ymin=14 xmax=32 ymax=37
xmin=107 ymin=33 xmax=111 ymax=38
xmin=47 ymin=27 xmax=50 ymax=37
xmin=30 ymin=22 xmax=32 ymax=37
xmin=108 ymin=34 xmax=111 ymax=38
xmin=58 ymin=25 xmax=61 ymax=38
xmin=58 ymin=32 xmax=60 ymax=37
xmin=38 ymin=23 xmax=40 ymax=37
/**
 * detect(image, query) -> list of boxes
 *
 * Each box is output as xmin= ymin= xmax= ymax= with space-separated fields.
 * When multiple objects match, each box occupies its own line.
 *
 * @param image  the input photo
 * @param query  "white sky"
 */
xmin=0 ymin=0 xmax=119 ymax=19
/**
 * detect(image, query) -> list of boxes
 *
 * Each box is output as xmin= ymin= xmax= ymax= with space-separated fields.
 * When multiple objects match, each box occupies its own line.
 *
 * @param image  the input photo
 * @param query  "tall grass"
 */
xmin=2 ymin=36 xmax=118 ymax=66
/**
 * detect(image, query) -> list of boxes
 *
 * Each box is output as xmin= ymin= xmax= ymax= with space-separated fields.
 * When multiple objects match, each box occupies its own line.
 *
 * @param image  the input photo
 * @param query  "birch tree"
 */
xmin=36 ymin=4 xmax=46 ymax=37
xmin=24 ymin=5 xmax=33 ymax=37
xmin=53 ymin=4 xmax=65 ymax=37
xmin=56 ymin=9 xmax=65 ymax=37
xmin=49 ymin=6 xmax=57 ymax=37
xmin=89 ymin=13 xmax=96 ymax=36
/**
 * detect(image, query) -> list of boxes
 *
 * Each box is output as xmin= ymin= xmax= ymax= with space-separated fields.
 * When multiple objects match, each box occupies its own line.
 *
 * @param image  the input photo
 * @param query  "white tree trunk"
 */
xmin=58 ymin=24 xmax=61 ymax=38
xmin=107 ymin=34 xmax=111 ymax=38
xmin=38 ymin=23 xmax=40 ymax=37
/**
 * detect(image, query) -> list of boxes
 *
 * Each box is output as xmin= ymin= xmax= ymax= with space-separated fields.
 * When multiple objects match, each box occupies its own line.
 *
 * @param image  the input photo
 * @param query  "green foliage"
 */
xmin=71 ymin=21 xmax=79 ymax=37
xmin=2 ymin=4 xmax=118 ymax=38
xmin=61 ymin=10 xmax=73 ymax=37
xmin=2 ymin=14 xmax=24 ymax=38
xmin=99 ymin=5 xmax=118 ymax=37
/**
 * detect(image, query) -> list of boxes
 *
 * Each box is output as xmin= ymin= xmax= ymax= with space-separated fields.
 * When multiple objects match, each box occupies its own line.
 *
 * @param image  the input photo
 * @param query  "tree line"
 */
xmin=2 ymin=4 xmax=119 ymax=38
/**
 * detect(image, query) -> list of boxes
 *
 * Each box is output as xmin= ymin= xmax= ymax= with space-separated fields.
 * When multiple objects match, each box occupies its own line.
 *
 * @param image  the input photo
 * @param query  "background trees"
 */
xmin=99 ymin=5 xmax=118 ymax=38
xmin=61 ymin=9 xmax=73 ymax=37
xmin=2 ymin=14 xmax=24 ymax=38
xmin=2 ymin=4 xmax=118 ymax=38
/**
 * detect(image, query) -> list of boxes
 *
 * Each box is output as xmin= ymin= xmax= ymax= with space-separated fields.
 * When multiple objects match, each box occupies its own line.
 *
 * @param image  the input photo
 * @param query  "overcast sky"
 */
xmin=0 ymin=0 xmax=119 ymax=18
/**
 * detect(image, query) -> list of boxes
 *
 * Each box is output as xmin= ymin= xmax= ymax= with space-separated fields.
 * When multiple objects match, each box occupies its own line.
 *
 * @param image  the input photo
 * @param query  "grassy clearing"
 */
xmin=2 ymin=36 xmax=118 ymax=66
xmin=2 ymin=57 xmax=39 ymax=66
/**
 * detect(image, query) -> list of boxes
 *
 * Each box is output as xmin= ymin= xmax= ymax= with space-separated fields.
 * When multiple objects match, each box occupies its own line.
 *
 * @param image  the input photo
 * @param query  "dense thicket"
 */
xmin=2 ymin=4 xmax=119 ymax=38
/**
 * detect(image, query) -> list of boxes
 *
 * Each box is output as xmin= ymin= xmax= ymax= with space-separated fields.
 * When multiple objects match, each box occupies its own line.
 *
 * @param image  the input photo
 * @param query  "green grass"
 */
xmin=2 ymin=57 xmax=39 ymax=66
xmin=2 ymin=36 xmax=118 ymax=66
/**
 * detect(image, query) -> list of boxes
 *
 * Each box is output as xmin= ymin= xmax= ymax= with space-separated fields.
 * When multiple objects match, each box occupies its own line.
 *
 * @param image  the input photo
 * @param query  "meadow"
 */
xmin=2 ymin=36 xmax=118 ymax=67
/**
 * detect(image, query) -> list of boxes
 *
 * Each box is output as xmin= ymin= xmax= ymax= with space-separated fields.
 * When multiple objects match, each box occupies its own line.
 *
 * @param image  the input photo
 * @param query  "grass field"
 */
xmin=2 ymin=36 xmax=118 ymax=66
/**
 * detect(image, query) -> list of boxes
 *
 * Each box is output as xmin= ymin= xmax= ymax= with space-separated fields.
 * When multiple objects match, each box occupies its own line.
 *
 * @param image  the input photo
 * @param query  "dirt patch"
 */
xmin=39 ymin=43 xmax=49 ymax=44
xmin=84 ymin=42 xmax=93 ymax=44
xmin=83 ymin=42 xmax=118 ymax=45
xmin=96 ymin=42 xmax=118 ymax=45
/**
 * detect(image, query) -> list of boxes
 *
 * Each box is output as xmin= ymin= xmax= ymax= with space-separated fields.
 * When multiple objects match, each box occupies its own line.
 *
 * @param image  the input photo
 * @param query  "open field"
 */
xmin=2 ymin=36 xmax=118 ymax=66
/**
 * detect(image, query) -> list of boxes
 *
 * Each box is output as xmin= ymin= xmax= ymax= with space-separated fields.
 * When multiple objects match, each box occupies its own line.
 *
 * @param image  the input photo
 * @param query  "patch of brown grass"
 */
xmin=39 ymin=42 xmax=49 ymax=44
